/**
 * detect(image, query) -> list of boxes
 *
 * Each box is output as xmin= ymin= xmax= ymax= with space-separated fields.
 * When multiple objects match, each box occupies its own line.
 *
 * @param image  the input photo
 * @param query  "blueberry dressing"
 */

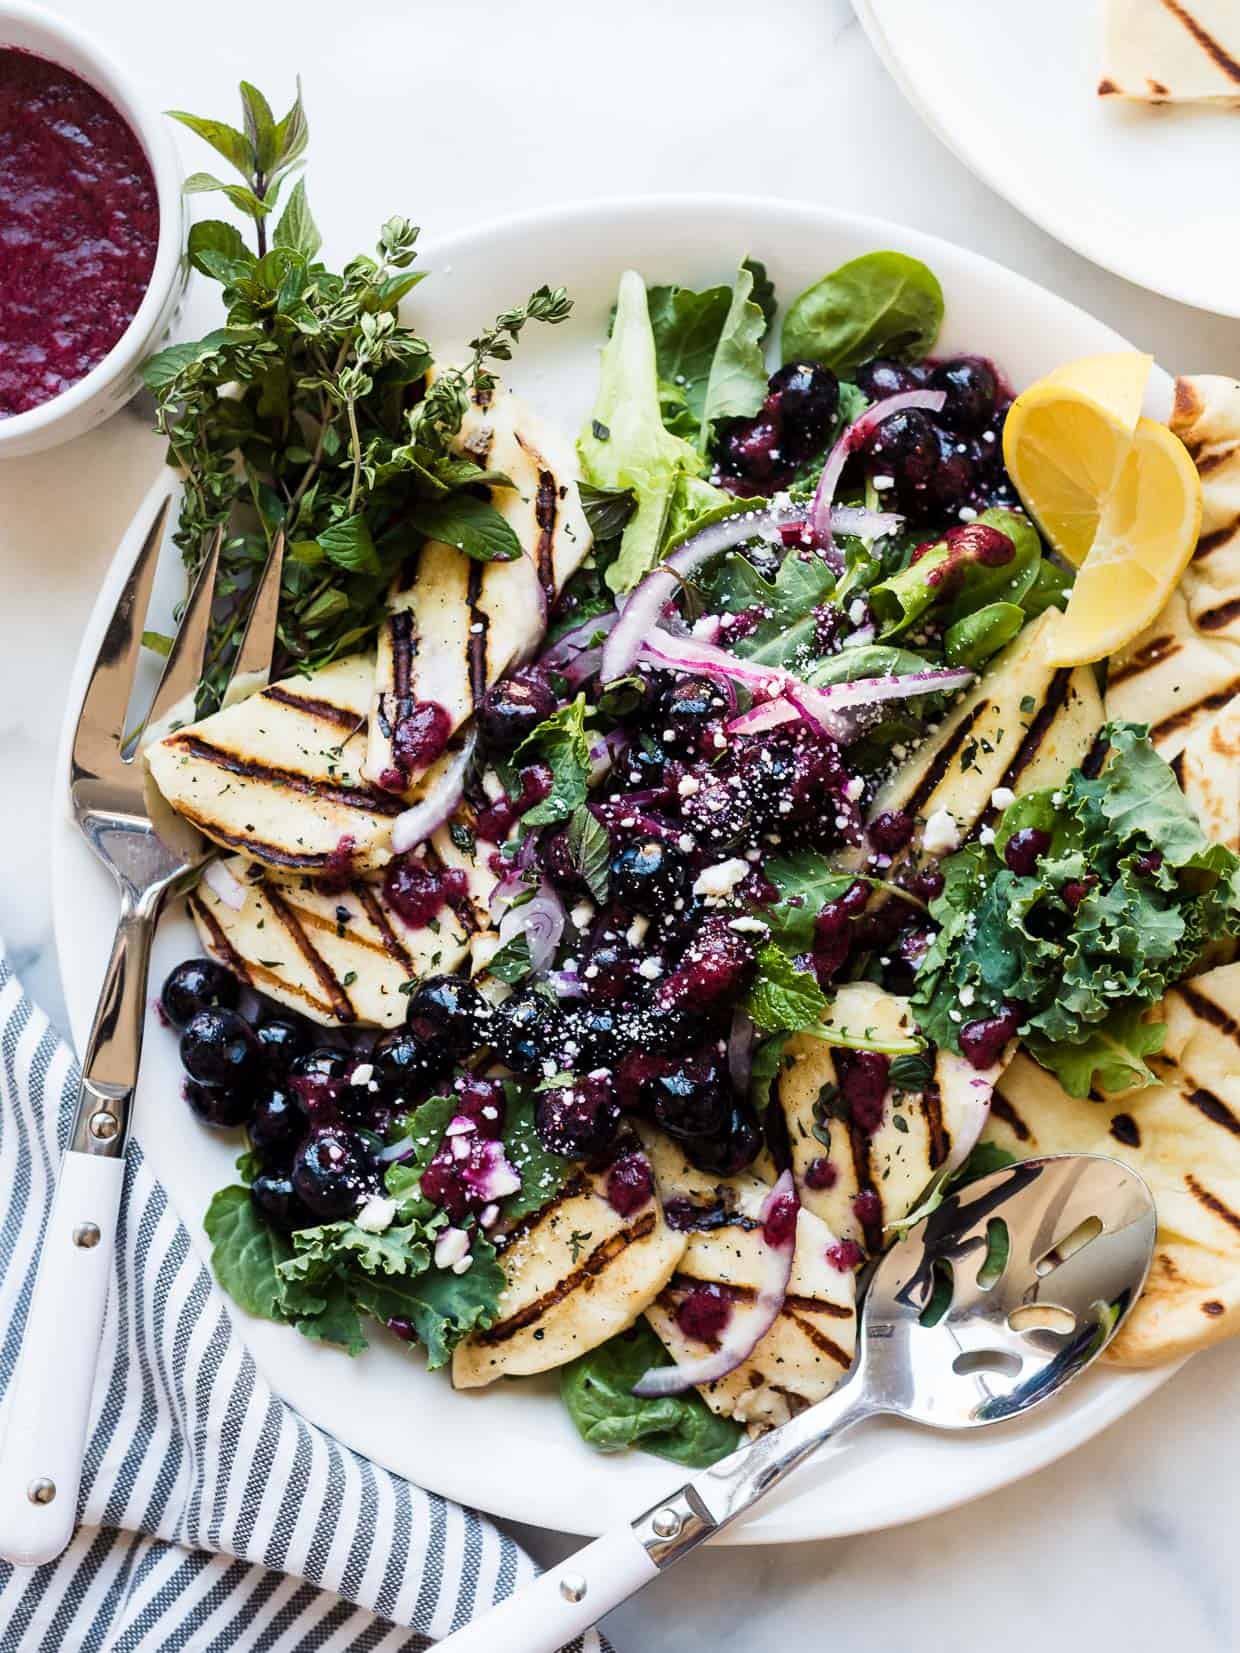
xmin=0 ymin=47 xmax=159 ymax=417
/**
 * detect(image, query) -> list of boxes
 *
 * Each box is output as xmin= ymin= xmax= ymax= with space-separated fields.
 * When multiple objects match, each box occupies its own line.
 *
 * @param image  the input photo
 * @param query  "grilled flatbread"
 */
xmin=1099 ymin=0 xmax=1240 ymax=102
xmin=1175 ymin=691 xmax=1240 ymax=850
xmin=1107 ymin=376 xmax=1240 ymax=757
xmin=767 ymin=983 xmax=1007 ymax=1256
xmin=984 ymin=962 xmax=1240 ymax=1365
xmin=190 ymin=805 xmax=498 ymax=1027
xmin=642 ymin=1132 xmax=857 ymax=1430
xmin=365 ymin=383 xmax=592 ymax=794
xmin=451 ymin=1145 xmax=686 ymax=1387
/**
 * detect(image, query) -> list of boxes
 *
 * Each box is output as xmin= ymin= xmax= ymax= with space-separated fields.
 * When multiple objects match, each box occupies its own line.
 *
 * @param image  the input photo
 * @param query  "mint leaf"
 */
xmin=485 ymin=933 xmax=534 ymax=985
xmin=743 ymin=945 xmax=828 ymax=1035
xmin=409 ymin=494 xmax=522 ymax=562
xmin=759 ymin=850 xmax=855 ymax=951
xmin=513 ymin=694 xmax=593 ymax=828
xmin=566 ymin=805 xmax=611 ymax=903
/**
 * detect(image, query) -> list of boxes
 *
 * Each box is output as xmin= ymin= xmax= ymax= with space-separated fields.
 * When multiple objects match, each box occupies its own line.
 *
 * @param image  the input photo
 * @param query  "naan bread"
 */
xmin=1100 ymin=0 xmax=1240 ymax=103
xmin=1175 ymin=691 xmax=1240 ymax=851
xmin=984 ymin=961 xmax=1240 ymax=1365
xmin=1106 ymin=376 xmax=1240 ymax=757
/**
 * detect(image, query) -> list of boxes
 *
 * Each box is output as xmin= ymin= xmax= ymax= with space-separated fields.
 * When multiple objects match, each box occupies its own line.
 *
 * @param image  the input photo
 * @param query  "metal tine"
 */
xmin=221 ymin=531 xmax=284 ymax=708
xmin=71 ymin=496 xmax=172 ymax=784
xmin=137 ymin=526 xmax=224 ymax=751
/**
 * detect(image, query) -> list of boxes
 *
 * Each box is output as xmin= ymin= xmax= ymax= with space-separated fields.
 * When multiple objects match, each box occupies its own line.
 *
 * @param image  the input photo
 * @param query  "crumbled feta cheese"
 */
xmin=626 ymin=915 xmax=650 ymax=947
xmin=693 ymin=857 xmax=750 ymax=898
xmin=844 ymin=776 xmax=866 ymax=801
xmin=481 ymin=768 xmax=506 ymax=802
xmin=958 ymin=506 xmax=977 ymax=522
xmin=678 ymin=833 xmax=696 ymax=854
xmin=355 ymin=1196 xmax=396 ymax=1234
xmin=637 ymin=958 xmax=663 ymax=980
xmin=872 ymin=474 xmax=894 ymax=491
xmin=349 ymin=1062 xmax=374 ymax=1087
xmin=949 ymin=1009 xmax=963 ymax=1024
xmin=729 ymin=917 xmax=769 ymax=934
xmin=990 ymin=786 xmax=1016 ymax=811
xmin=978 ymin=826 xmax=996 ymax=846
xmin=434 ymin=1227 xmax=471 ymax=1270
xmin=848 ymin=599 xmax=868 ymax=625
xmin=479 ymin=1204 xmax=499 ymax=1229
xmin=445 ymin=1116 xmax=475 ymax=1136
xmin=959 ymin=984 xmax=975 ymax=1007
xmin=922 ymin=809 xmax=960 ymax=857
xmin=452 ymin=1256 xmax=473 ymax=1275
xmin=569 ymin=900 xmax=595 ymax=929
xmin=677 ymin=775 xmax=701 ymax=798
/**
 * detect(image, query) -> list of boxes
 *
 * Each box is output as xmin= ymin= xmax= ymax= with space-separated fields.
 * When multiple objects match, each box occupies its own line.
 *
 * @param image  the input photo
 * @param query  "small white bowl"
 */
xmin=0 ymin=3 xmax=186 ymax=458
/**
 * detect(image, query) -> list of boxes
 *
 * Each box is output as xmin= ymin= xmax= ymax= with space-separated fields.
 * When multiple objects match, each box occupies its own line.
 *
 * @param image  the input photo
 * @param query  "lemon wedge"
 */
xmin=1002 ymin=352 xmax=1201 ymax=666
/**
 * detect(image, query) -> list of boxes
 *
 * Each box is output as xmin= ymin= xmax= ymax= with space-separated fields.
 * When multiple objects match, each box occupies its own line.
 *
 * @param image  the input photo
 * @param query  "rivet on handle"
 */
xmin=27 ymin=1479 xmax=56 ymax=1506
xmin=88 ymin=1112 xmax=119 ymax=1142
xmin=73 ymin=1223 xmax=101 ymax=1249
xmin=559 ymin=1573 xmax=587 ymax=1604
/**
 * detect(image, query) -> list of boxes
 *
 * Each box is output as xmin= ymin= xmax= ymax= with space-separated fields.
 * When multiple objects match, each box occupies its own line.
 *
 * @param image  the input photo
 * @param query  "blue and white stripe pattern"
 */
xmin=0 ymin=948 xmax=611 ymax=1652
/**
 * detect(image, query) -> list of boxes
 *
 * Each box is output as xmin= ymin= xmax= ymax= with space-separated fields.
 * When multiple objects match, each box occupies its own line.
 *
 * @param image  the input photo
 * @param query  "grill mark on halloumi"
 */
xmin=188 ymin=893 xmax=253 ymax=984
xmin=1195 ymin=522 xmax=1239 ymax=560
xmin=1108 ymin=635 xmax=1180 ymax=685
xmin=1177 ymin=983 xmax=1240 ymax=1044
xmin=175 ymin=811 xmax=340 ymax=872
xmin=902 ymin=700 xmax=990 ymax=821
xmin=261 ymin=685 xmax=366 ymax=733
xmin=990 ymin=1089 xmax=1032 ymax=1141
xmin=375 ymin=608 xmax=417 ymax=745
xmin=1186 ymin=1172 xmax=1240 ymax=1235
xmin=466 ymin=560 xmax=488 ymax=708
xmin=1151 ymin=682 xmax=1240 ymax=742
xmin=167 ymin=735 xmax=405 ymax=818
xmin=969 ymin=670 xmax=1077 ymax=838
xmin=785 ymin=1311 xmax=852 ymax=1369
xmin=918 ymin=1086 xmax=948 ymax=1165
xmin=1185 ymin=1085 xmax=1240 ymax=1136
xmin=263 ymin=883 xmax=357 ymax=1022
xmin=473 ymin=1212 xmax=658 ymax=1346
xmin=1199 ymin=596 xmax=1240 ymax=632
xmin=847 ymin=1121 xmax=882 ymax=1251
xmin=1171 ymin=749 xmax=1187 ymax=784
xmin=351 ymin=881 xmax=415 ymax=974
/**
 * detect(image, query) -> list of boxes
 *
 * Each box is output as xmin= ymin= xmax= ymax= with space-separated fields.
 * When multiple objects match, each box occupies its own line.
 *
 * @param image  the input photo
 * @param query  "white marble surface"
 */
xmin=2 ymin=0 xmax=1240 ymax=1646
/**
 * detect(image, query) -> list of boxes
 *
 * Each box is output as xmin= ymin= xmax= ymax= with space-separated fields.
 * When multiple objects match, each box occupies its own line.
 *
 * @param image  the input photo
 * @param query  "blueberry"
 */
xmin=477 ymin=665 xmax=558 ymax=754
xmin=929 ymin=426 xmax=976 ymax=512
xmin=372 ymin=1027 xmax=451 ymax=1099
xmin=287 ymin=1047 xmax=351 ymax=1119
xmin=180 ymin=1008 xmax=262 ymax=1090
xmin=249 ymin=1084 xmax=305 ymax=1161
xmin=854 ymin=358 xmax=926 ymax=402
xmin=184 ymin=1077 xmax=252 ymax=1129
xmin=535 ymin=1074 xmax=621 ymax=1159
xmin=651 ymin=1055 xmax=731 ymax=1139
xmin=161 ymin=958 xmax=239 ymax=1029
xmin=489 ymin=987 xmax=565 ymax=1074
xmin=766 ymin=361 xmax=838 ymax=461
xmin=929 ymin=356 xmax=999 ymax=432
xmin=250 ymin=1171 xmax=313 ymax=1231
xmin=863 ymin=408 xmax=939 ymax=506
xmin=291 ymin=1128 xmax=379 ymax=1220
xmin=404 ymin=973 xmax=487 ymax=1055
xmin=657 ymin=916 xmax=755 ymax=1010
xmin=683 ymin=1101 xmax=763 ymax=1176
xmin=255 ymin=1017 xmax=310 ymax=1074
xmin=714 ymin=411 xmax=790 ymax=494
xmin=610 ymin=840 xmax=688 ymax=915
xmin=661 ymin=676 xmax=723 ymax=731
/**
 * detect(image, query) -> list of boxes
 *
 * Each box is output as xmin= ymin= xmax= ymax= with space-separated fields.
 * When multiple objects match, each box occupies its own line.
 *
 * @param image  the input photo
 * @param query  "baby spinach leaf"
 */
xmin=869 ymin=507 xmax=1038 ymax=639
xmin=205 ymin=1185 xmax=292 ymax=1322
xmin=944 ymin=601 xmax=1024 ymax=669
xmin=782 ymin=252 xmax=944 ymax=374
xmin=560 ymin=1321 xmax=743 ymax=1467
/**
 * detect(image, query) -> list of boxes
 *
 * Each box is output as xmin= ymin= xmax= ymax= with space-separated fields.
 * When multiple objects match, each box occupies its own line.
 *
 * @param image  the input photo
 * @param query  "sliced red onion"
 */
xmin=636 ymin=627 xmax=789 ymax=699
xmin=202 ymin=859 xmax=247 ymax=911
xmin=542 ymin=608 xmax=619 ymax=668
xmin=725 ymin=697 xmax=799 ymax=735
xmin=391 ymin=731 xmax=478 ymax=856
xmin=810 ymin=389 xmax=946 ymax=550
xmin=548 ymin=967 xmax=588 ymax=999
xmin=588 ymin=729 xmax=629 ymax=785
xmin=602 ymin=502 xmax=810 ymax=681
xmin=727 ymin=1009 xmax=756 ymax=1094
xmin=829 ymin=505 xmax=905 ymax=541
xmin=801 ymin=665 xmax=973 ymax=713
xmin=559 ymin=646 xmax=603 ymax=689
xmin=691 ymin=613 xmax=723 ymax=646
xmin=633 ymin=1171 xmax=798 ymax=1398
xmin=496 ymin=877 xmax=565 ymax=976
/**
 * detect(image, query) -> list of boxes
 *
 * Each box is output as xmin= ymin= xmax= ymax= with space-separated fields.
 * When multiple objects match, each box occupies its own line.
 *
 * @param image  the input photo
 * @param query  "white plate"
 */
xmin=855 ymin=0 xmax=1240 ymax=319
xmin=52 ymin=196 xmax=1181 ymax=1542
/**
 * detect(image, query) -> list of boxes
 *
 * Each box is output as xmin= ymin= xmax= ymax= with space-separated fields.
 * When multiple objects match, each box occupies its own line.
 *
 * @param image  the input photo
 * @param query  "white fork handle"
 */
xmin=436 ymin=1526 xmax=657 ymax=1653
xmin=0 ymin=1152 xmax=123 ymax=1566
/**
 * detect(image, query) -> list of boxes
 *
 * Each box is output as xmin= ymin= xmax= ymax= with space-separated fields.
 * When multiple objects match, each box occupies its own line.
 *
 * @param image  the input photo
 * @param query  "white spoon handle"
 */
xmin=0 ymin=1151 xmax=123 ymax=1566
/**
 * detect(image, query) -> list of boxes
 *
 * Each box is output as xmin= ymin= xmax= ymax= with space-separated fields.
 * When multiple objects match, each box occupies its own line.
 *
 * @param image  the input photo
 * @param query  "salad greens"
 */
xmin=144 ymin=80 xmax=572 ymax=709
xmin=780 ymin=250 xmax=945 ymax=374
xmin=560 ymin=1321 xmax=744 ymax=1467
xmin=646 ymin=258 xmax=772 ymax=448
xmin=914 ymin=723 xmax=1240 ymax=1096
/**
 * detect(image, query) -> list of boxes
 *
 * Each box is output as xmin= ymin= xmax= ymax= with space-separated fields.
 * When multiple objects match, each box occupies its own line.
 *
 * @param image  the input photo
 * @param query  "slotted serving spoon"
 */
xmin=440 ymin=1153 xmax=1156 ymax=1653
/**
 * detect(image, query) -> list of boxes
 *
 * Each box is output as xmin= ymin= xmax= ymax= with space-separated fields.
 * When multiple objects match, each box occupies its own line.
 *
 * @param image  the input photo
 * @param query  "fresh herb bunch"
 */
xmin=913 ymin=722 xmax=1240 ymax=1097
xmin=144 ymin=80 xmax=571 ymax=707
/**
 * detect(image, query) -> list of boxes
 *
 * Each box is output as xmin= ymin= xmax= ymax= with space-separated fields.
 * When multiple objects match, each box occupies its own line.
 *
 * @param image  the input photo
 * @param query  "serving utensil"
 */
xmin=440 ymin=1153 xmax=1155 ymax=1653
xmin=0 ymin=492 xmax=283 ymax=1566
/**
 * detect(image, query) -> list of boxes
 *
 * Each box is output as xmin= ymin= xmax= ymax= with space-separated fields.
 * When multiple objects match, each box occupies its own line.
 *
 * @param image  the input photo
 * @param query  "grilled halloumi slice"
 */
xmin=1106 ymin=376 xmax=1240 ymax=758
xmin=190 ymin=809 xmax=498 ymax=1027
xmin=983 ymin=961 xmax=1240 ymax=1366
xmin=147 ymin=655 xmax=406 ymax=874
xmin=451 ymin=1143 xmax=686 ymax=1387
xmin=641 ymin=1133 xmax=857 ymax=1430
xmin=365 ymin=383 xmax=592 ymax=793
xmin=764 ymin=983 xmax=1007 ymax=1257
xmin=1174 ymin=692 xmax=1240 ymax=852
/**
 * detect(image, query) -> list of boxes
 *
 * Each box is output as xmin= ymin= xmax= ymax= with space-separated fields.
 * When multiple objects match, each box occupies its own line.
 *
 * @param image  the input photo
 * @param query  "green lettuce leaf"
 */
xmin=781 ymin=251 xmax=944 ymax=374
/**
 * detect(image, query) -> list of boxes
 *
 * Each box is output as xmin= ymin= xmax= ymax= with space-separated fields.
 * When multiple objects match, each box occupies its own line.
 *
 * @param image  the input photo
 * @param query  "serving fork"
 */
xmin=0 ymin=490 xmax=283 ymax=1567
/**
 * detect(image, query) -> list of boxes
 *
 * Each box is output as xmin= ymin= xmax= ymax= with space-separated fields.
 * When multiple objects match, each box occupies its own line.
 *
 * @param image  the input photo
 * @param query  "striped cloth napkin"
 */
xmin=0 ymin=946 xmax=612 ymax=1652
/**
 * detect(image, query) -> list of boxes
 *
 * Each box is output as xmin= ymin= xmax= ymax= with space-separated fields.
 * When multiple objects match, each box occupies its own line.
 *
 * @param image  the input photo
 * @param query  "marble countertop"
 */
xmin=2 ymin=0 xmax=1239 ymax=1646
